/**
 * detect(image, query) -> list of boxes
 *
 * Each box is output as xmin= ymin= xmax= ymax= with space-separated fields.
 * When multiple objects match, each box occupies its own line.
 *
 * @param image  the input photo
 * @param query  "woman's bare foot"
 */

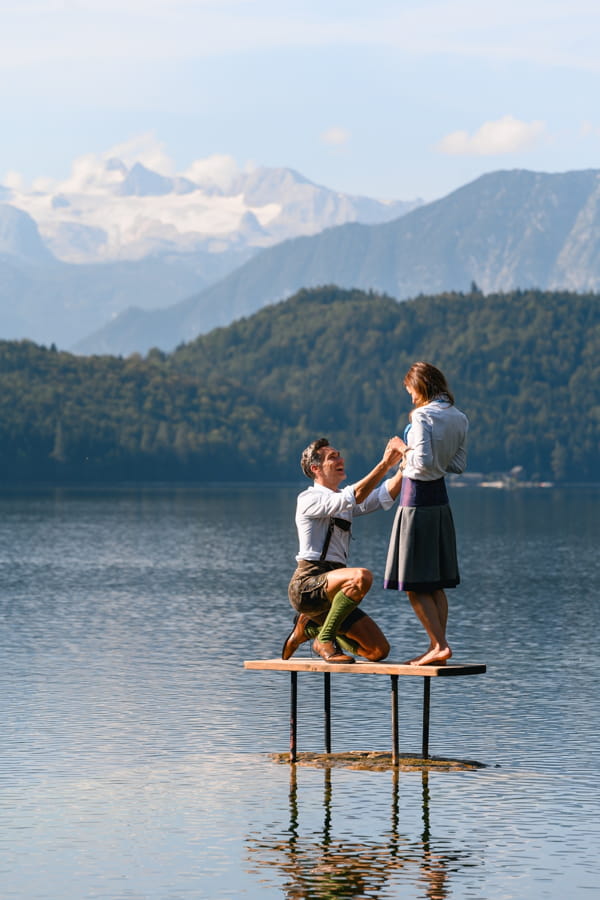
xmin=407 ymin=645 xmax=452 ymax=667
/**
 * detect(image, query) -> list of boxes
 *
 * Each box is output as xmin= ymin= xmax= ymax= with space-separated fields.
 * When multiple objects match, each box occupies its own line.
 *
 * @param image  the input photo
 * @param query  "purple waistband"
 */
xmin=400 ymin=476 xmax=448 ymax=507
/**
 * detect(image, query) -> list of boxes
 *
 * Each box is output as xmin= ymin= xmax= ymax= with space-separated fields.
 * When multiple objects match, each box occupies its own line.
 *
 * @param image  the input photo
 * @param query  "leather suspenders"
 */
xmin=319 ymin=517 xmax=352 ymax=561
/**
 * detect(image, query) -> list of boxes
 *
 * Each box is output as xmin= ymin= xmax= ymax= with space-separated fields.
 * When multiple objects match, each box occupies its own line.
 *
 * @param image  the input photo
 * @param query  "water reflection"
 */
xmin=1 ymin=486 xmax=598 ymax=899
xmin=246 ymin=766 xmax=478 ymax=899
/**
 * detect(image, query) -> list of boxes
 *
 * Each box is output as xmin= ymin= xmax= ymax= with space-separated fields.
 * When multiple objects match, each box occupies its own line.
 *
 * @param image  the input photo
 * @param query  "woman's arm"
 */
xmin=404 ymin=412 xmax=433 ymax=477
xmin=446 ymin=443 xmax=467 ymax=474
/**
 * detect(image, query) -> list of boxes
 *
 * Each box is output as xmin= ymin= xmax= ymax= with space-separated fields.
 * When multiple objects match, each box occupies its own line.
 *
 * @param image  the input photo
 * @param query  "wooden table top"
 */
xmin=244 ymin=658 xmax=486 ymax=677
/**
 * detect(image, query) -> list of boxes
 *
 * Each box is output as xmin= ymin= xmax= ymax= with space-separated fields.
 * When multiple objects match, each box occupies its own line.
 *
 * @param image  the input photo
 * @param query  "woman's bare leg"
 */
xmin=406 ymin=591 xmax=452 ymax=666
xmin=433 ymin=589 xmax=448 ymax=638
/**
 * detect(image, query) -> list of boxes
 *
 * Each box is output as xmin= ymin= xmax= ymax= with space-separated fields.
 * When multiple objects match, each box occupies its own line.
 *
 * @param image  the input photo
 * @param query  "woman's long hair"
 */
xmin=404 ymin=362 xmax=455 ymax=407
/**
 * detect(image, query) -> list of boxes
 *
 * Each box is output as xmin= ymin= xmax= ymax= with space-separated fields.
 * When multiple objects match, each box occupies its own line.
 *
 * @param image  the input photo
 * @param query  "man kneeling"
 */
xmin=283 ymin=436 xmax=404 ymax=664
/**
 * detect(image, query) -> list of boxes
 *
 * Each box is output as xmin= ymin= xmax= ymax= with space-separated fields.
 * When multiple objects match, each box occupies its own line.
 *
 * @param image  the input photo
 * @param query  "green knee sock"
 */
xmin=305 ymin=621 xmax=320 ymax=639
xmin=318 ymin=590 xmax=357 ymax=643
xmin=335 ymin=633 xmax=360 ymax=655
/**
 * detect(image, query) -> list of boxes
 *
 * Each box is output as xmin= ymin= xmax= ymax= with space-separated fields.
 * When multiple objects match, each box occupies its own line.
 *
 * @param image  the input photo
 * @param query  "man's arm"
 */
xmin=385 ymin=463 xmax=404 ymax=500
xmin=352 ymin=437 xmax=405 ymax=504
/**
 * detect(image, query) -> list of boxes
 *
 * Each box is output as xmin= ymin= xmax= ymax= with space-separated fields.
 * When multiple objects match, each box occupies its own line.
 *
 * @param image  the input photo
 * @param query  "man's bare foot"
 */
xmin=407 ymin=646 xmax=452 ymax=667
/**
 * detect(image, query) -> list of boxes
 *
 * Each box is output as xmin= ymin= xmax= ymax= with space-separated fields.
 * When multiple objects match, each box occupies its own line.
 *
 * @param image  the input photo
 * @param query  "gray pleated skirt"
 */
xmin=384 ymin=478 xmax=460 ymax=592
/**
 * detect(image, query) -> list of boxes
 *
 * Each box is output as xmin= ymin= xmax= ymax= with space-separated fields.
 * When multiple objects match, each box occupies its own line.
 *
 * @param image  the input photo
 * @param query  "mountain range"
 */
xmin=0 ymin=157 xmax=418 ymax=348
xmin=3 ymin=164 xmax=600 ymax=354
xmin=75 ymin=167 xmax=600 ymax=355
xmin=4 ymin=158 xmax=417 ymax=263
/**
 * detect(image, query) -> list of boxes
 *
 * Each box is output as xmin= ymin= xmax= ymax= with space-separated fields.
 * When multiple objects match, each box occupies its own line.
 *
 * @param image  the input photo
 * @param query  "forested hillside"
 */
xmin=1 ymin=286 xmax=598 ymax=483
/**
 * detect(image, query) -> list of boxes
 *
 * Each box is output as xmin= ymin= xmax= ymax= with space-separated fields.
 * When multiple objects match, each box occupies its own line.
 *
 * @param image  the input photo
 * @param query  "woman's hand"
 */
xmin=352 ymin=437 xmax=407 ymax=504
xmin=384 ymin=436 xmax=408 ymax=466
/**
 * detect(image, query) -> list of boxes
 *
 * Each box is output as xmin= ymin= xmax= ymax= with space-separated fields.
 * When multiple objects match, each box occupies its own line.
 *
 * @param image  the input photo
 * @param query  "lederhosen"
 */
xmin=287 ymin=517 xmax=365 ymax=627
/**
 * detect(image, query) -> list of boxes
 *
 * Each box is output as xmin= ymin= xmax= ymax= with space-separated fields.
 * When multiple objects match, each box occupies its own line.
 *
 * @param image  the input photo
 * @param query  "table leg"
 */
xmin=422 ymin=677 xmax=431 ymax=758
xmin=324 ymin=672 xmax=331 ymax=753
xmin=290 ymin=670 xmax=297 ymax=763
xmin=391 ymin=674 xmax=399 ymax=765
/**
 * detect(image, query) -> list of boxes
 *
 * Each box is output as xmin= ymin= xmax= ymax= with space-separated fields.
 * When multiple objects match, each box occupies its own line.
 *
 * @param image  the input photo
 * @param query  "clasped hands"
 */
xmin=383 ymin=435 xmax=408 ymax=468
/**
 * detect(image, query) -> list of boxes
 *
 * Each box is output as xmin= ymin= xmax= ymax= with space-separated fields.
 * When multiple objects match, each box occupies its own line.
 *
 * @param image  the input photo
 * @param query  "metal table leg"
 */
xmin=324 ymin=672 xmax=331 ymax=753
xmin=391 ymin=674 xmax=399 ymax=765
xmin=290 ymin=670 xmax=297 ymax=763
xmin=422 ymin=677 xmax=431 ymax=758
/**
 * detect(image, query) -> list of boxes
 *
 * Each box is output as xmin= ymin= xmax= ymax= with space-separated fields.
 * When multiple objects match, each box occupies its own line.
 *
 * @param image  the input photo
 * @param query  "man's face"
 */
xmin=313 ymin=446 xmax=346 ymax=488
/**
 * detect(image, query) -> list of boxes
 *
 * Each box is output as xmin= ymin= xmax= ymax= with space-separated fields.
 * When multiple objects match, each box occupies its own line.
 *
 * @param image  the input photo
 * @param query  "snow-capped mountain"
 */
xmin=0 ymin=145 xmax=420 ymax=348
xmin=3 ymin=151 xmax=420 ymax=264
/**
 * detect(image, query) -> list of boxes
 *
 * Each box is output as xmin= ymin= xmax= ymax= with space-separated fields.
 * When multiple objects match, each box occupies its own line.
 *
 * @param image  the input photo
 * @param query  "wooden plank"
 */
xmin=243 ymin=658 xmax=486 ymax=677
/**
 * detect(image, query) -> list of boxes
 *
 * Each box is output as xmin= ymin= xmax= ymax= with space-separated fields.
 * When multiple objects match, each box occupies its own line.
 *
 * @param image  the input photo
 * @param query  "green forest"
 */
xmin=1 ymin=285 xmax=598 ymax=483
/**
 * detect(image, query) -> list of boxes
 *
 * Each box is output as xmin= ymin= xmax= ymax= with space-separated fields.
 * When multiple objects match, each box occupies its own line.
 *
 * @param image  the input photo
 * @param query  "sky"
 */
xmin=2 ymin=0 xmax=600 ymax=203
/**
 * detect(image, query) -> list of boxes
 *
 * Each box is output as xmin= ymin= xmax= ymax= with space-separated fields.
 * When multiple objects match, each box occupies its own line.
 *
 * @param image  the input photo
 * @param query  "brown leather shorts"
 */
xmin=287 ymin=560 xmax=365 ymax=628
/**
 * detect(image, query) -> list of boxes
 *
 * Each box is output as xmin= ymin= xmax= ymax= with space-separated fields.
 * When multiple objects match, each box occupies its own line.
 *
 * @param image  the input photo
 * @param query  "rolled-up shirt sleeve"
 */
xmin=353 ymin=479 xmax=397 ymax=516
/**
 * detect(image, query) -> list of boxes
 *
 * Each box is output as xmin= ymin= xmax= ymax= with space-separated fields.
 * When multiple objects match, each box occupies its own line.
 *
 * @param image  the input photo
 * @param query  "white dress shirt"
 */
xmin=295 ymin=480 xmax=395 ymax=563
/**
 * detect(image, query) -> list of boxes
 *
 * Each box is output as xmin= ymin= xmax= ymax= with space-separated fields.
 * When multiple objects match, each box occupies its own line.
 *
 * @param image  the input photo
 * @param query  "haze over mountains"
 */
xmin=3 ymin=161 xmax=600 ymax=355
xmin=0 ymin=153 xmax=419 ymax=348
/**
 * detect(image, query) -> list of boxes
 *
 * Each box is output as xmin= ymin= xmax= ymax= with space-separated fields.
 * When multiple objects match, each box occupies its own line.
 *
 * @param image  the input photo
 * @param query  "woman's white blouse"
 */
xmin=403 ymin=400 xmax=468 ymax=481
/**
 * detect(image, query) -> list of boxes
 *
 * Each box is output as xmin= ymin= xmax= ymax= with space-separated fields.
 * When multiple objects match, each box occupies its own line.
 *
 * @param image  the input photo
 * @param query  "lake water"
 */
xmin=1 ymin=483 xmax=598 ymax=899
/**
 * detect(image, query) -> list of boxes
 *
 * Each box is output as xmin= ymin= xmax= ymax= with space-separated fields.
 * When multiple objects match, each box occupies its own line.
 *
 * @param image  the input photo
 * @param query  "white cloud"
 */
xmin=28 ymin=134 xmax=174 ymax=195
xmin=2 ymin=170 xmax=23 ymax=190
xmin=5 ymin=132 xmax=175 ymax=194
xmin=31 ymin=175 xmax=59 ymax=193
xmin=43 ymin=154 xmax=117 ymax=195
xmin=184 ymin=155 xmax=242 ymax=191
xmin=105 ymin=134 xmax=175 ymax=175
xmin=321 ymin=127 xmax=351 ymax=147
xmin=437 ymin=116 xmax=547 ymax=156
xmin=2 ymin=1 xmax=600 ymax=73
xmin=7 ymin=136 xmax=253 ymax=198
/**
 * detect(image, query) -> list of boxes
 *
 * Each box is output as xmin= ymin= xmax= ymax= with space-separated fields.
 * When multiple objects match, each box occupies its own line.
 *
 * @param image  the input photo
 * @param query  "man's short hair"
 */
xmin=300 ymin=437 xmax=330 ymax=480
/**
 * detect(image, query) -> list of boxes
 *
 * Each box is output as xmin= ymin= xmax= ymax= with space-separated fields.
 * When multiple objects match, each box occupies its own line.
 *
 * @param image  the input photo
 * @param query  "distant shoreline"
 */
xmin=1 ymin=480 xmax=599 ymax=492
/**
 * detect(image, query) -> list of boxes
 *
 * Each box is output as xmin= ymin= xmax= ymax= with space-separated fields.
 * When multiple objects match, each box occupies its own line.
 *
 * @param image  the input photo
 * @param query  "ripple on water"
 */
xmin=0 ymin=486 xmax=599 ymax=899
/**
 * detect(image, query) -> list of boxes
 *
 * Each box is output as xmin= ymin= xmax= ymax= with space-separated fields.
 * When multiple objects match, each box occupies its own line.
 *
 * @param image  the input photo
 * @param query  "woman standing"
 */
xmin=384 ymin=362 xmax=468 ymax=666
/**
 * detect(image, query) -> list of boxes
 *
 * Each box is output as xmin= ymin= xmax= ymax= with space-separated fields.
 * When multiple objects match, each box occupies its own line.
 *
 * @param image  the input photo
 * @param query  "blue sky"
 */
xmin=2 ymin=0 xmax=600 ymax=202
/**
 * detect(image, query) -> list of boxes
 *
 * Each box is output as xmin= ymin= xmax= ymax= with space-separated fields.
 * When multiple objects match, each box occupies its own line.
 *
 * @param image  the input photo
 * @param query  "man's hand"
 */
xmin=383 ymin=436 xmax=407 ymax=467
xmin=353 ymin=436 xmax=407 ymax=504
